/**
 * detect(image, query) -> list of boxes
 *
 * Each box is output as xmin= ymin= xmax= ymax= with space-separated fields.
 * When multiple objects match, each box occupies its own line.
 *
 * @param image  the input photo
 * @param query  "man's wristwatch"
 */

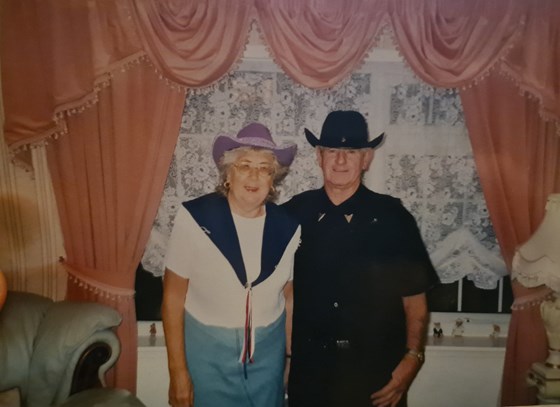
xmin=405 ymin=348 xmax=425 ymax=363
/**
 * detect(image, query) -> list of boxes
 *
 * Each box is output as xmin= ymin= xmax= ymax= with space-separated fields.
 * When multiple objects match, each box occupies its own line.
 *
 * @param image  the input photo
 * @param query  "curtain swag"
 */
xmin=2 ymin=0 xmax=559 ymax=153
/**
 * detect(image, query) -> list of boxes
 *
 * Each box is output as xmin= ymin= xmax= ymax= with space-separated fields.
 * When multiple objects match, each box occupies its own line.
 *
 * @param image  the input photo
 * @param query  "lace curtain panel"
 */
xmin=142 ymin=60 xmax=507 ymax=289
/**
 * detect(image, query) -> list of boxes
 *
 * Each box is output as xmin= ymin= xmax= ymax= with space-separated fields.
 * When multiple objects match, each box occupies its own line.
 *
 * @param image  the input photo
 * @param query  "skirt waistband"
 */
xmin=185 ymin=311 xmax=285 ymax=346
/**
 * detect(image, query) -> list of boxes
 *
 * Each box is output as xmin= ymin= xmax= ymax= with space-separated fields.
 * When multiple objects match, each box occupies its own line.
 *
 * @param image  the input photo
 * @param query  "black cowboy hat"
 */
xmin=304 ymin=110 xmax=384 ymax=149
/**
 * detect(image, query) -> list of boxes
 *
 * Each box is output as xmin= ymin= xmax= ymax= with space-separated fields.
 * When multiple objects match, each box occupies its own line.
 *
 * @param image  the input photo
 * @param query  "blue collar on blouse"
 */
xmin=183 ymin=193 xmax=298 ymax=288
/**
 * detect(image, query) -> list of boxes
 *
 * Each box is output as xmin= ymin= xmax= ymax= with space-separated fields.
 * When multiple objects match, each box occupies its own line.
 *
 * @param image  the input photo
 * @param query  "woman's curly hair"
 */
xmin=215 ymin=147 xmax=289 ymax=202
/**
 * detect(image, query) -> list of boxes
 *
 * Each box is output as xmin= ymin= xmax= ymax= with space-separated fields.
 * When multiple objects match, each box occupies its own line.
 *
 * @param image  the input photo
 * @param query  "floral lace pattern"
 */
xmin=142 ymin=61 xmax=506 ymax=289
xmin=390 ymin=84 xmax=464 ymax=126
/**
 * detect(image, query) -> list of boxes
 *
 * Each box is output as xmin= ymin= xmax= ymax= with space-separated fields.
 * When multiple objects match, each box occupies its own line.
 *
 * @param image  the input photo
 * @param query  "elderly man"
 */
xmin=284 ymin=111 xmax=439 ymax=407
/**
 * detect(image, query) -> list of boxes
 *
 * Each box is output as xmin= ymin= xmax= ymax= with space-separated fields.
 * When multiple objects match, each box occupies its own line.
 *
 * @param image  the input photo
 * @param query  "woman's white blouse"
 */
xmin=165 ymin=205 xmax=300 ymax=328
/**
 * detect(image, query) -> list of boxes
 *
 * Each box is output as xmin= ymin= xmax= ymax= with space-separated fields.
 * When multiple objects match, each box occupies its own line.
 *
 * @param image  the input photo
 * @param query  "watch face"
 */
xmin=407 ymin=349 xmax=424 ymax=363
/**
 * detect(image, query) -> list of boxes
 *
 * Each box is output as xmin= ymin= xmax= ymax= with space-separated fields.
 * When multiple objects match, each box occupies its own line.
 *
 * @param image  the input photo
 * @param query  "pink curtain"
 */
xmin=389 ymin=0 xmax=525 ymax=87
xmin=1 ymin=0 xmax=143 ymax=151
xmin=4 ymin=1 xmax=559 ymax=150
xmin=1 ymin=0 xmax=185 ymax=393
xmin=499 ymin=1 xmax=560 ymax=123
xmin=461 ymin=73 xmax=560 ymax=267
xmin=132 ymin=0 xmax=254 ymax=87
xmin=461 ymin=71 xmax=560 ymax=405
xmin=2 ymin=0 xmax=559 ymax=402
xmin=386 ymin=3 xmax=560 ymax=403
xmin=46 ymin=61 xmax=186 ymax=391
xmin=254 ymin=0 xmax=387 ymax=89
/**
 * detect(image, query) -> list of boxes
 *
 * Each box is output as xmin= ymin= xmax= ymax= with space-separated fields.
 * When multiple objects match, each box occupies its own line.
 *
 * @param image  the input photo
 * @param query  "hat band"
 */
xmin=237 ymin=136 xmax=278 ymax=149
xmin=318 ymin=139 xmax=370 ymax=149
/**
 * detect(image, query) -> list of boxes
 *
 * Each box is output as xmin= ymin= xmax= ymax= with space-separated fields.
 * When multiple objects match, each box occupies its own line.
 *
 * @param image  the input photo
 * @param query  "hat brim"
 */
xmin=213 ymin=135 xmax=297 ymax=167
xmin=304 ymin=128 xmax=385 ymax=149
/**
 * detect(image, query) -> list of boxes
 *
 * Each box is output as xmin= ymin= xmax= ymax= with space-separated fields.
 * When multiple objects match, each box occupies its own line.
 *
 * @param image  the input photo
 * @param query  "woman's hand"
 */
xmin=162 ymin=269 xmax=192 ymax=406
xmin=283 ymin=355 xmax=291 ymax=388
xmin=169 ymin=370 xmax=194 ymax=407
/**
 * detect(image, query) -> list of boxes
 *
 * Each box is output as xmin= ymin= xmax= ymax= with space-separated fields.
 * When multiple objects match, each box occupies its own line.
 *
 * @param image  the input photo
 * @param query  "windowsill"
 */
xmin=429 ymin=312 xmax=510 ymax=338
xmin=138 ymin=312 xmax=510 ymax=351
xmin=137 ymin=321 xmax=164 ymax=349
xmin=426 ymin=335 xmax=506 ymax=350
xmin=138 ymin=335 xmax=166 ymax=348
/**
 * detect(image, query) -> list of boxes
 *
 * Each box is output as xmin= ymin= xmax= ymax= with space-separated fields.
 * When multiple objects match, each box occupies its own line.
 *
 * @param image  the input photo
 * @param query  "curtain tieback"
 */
xmin=61 ymin=258 xmax=135 ymax=299
xmin=511 ymin=286 xmax=555 ymax=310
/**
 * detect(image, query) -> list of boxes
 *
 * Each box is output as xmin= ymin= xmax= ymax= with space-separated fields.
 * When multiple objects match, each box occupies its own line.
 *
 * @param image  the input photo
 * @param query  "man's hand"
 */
xmin=371 ymin=292 xmax=428 ymax=406
xmin=370 ymin=355 xmax=421 ymax=407
xmin=168 ymin=370 xmax=194 ymax=407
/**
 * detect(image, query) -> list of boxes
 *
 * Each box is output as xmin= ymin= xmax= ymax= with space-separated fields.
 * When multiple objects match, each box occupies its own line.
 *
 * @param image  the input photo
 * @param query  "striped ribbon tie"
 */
xmin=239 ymin=283 xmax=255 ymax=367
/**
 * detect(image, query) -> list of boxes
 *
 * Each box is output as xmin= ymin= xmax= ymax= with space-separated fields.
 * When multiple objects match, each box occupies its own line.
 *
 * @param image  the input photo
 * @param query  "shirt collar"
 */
xmin=321 ymin=184 xmax=367 ymax=212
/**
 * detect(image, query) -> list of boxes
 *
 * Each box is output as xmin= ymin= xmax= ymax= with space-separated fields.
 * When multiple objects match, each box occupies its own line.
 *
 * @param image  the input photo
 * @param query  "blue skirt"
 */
xmin=184 ymin=312 xmax=286 ymax=407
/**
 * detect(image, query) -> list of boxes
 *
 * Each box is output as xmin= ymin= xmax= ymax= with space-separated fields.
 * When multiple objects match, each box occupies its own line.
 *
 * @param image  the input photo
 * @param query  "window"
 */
xmin=139 ymin=59 xmax=511 ymax=317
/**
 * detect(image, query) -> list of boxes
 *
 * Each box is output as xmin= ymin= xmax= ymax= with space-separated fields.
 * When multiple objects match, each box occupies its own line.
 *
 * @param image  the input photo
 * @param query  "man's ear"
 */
xmin=315 ymin=147 xmax=323 ymax=166
xmin=362 ymin=149 xmax=374 ymax=171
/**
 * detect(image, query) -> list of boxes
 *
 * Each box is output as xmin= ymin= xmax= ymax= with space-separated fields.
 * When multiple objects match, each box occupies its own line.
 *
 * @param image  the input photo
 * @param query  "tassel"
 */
xmin=239 ymin=283 xmax=255 ymax=375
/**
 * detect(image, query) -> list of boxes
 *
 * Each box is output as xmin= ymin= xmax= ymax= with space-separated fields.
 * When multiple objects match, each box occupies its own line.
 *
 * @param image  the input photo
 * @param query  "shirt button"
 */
xmin=333 ymin=302 xmax=339 ymax=308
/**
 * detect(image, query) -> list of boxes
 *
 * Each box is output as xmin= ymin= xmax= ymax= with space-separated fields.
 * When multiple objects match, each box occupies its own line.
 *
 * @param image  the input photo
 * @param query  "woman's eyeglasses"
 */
xmin=233 ymin=163 xmax=274 ymax=177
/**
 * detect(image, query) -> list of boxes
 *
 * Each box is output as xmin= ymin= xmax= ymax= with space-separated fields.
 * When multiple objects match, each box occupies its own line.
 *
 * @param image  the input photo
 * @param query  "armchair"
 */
xmin=0 ymin=291 xmax=143 ymax=407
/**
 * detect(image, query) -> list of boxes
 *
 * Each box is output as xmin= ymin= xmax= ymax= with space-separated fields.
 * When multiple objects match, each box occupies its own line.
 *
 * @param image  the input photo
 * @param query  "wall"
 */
xmin=0 ymin=126 xmax=66 ymax=300
xmin=409 ymin=340 xmax=505 ymax=407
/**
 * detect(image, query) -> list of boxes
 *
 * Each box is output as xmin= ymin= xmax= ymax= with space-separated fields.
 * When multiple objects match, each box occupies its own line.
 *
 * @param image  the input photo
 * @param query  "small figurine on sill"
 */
xmin=433 ymin=322 xmax=444 ymax=338
xmin=451 ymin=318 xmax=465 ymax=337
xmin=149 ymin=323 xmax=157 ymax=346
xmin=489 ymin=324 xmax=501 ymax=339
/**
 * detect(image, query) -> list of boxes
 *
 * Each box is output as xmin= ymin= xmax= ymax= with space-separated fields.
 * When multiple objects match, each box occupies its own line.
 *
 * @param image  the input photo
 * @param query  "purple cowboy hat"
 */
xmin=212 ymin=123 xmax=297 ymax=167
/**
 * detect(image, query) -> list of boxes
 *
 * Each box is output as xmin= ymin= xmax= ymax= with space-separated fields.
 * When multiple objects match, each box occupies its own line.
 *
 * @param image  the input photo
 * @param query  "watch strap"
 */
xmin=405 ymin=348 xmax=425 ymax=363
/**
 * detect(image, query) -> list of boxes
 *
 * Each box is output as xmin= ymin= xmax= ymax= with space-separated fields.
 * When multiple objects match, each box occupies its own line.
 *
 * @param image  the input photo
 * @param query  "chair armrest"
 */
xmin=72 ymin=340 xmax=113 ymax=393
xmin=0 ymin=291 xmax=53 ymax=396
xmin=55 ymin=329 xmax=121 ymax=403
xmin=26 ymin=301 xmax=121 ymax=407
xmin=59 ymin=388 xmax=146 ymax=407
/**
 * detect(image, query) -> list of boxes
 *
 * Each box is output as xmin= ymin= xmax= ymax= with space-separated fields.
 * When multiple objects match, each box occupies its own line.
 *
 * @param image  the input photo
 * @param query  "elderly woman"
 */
xmin=162 ymin=123 xmax=300 ymax=407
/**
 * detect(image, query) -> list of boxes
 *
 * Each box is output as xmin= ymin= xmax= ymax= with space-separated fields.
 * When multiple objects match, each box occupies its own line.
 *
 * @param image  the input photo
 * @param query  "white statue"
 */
xmin=541 ymin=298 xmax=560 ymax=347
xmin=517 ymin=194 xmax=560 ymax=401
